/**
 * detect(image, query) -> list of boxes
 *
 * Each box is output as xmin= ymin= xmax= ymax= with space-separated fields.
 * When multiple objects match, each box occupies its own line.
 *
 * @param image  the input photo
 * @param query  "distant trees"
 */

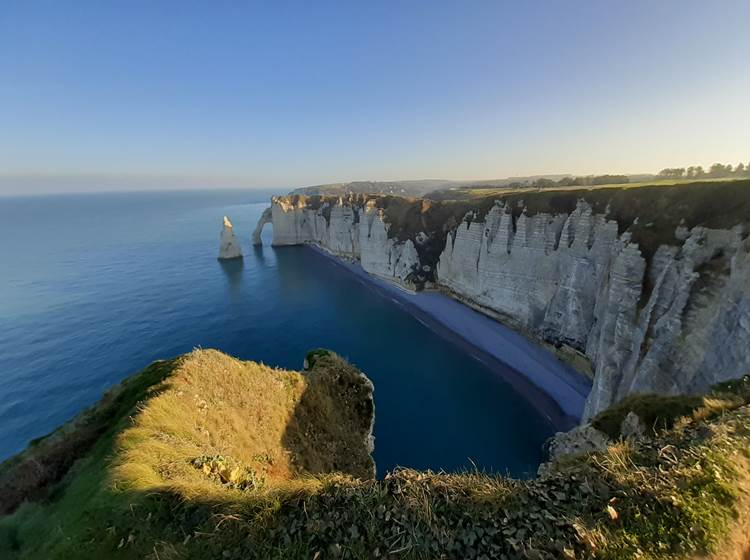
xmin=529 ymin=174 xmax=629 ymax=189
xmin=658 ymin=168 xmax=686 ymax=179
xmin=513 ymin=162 xmax=749 ymax=193
xmin=534 ymin=178 xmax=557 ymax=188
xmin=660 ymin=162 xmax=749 ymax=180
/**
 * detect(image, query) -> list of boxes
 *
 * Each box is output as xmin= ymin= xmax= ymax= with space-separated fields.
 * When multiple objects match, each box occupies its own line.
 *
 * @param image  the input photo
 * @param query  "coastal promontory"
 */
xmin=1 ymin=350 xmax=749 ymax=558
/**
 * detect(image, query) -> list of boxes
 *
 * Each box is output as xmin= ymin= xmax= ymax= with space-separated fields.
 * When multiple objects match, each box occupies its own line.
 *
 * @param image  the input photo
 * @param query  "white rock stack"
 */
xmin=218 ymin=216 xmax=243 ymax=260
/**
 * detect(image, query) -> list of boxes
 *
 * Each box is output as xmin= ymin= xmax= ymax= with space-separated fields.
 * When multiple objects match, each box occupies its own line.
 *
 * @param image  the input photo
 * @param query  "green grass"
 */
xmin=591 ymin=375 xmax=750 ymax=439
xmin=2 ymin=354 xmax=749 ymax=559
xmin=385 ymin=179 xmax=750 ymax=287
xmin=0 ymin=349 xmax=375 ymax=559
xmin=427 ymin=176 xmax=742 ymax=200
xmin=591 ymin=394 xmax=707 ymax=439
xmin=439 ymin=179 xmax=750 ymax=265
xmin=0 ymin=359 xmax=176 ymax=515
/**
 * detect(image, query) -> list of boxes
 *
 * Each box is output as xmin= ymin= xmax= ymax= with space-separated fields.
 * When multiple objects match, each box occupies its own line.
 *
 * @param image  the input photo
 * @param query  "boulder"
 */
xmin=545 ymin=423 xmax=610 ymax=462
xmin=620 ymin=411 xmax=646 ymax=439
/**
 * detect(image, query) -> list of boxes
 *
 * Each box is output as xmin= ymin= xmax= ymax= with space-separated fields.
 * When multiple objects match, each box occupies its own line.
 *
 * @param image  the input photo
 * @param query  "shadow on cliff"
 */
xmin=279 ymin=349 xmax=375 ymax=480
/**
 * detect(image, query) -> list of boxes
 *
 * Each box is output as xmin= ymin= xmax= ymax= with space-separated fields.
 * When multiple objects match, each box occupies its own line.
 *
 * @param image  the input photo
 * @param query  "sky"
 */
xmin=1 ymin=0 xmax=749 ymax=194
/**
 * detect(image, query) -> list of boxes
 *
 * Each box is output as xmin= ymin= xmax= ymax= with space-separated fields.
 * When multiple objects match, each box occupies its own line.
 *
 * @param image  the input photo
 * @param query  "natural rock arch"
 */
xmin=252 ymin=206 xmax=273 ymax=245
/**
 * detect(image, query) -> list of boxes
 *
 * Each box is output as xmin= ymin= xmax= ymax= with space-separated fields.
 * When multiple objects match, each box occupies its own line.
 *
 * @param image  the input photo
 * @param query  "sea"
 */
xmin=0 ymin=189 xmax=556 ymax=476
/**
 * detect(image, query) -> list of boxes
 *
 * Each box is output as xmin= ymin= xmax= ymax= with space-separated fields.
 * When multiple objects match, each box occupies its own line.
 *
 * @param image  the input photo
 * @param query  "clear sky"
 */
xmin=1 ymin=0 xmax=749 ymax=194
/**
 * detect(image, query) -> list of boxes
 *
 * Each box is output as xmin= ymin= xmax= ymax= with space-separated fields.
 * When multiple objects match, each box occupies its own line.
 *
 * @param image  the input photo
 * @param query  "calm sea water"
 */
xmin=0 ymin=190 xmax=554 ymax=476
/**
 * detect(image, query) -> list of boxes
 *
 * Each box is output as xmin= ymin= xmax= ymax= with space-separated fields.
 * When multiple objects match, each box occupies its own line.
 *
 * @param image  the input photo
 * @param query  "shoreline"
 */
xmin=301 ymin=244 xmax=592 ymax=432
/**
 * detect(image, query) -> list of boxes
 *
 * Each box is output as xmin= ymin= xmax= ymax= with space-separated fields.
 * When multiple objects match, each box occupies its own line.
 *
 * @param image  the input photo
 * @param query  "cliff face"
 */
xmin=439 ymin=200 xmax=750 ymax=418
xmin=265 ymin=195 xmax=422 ymax=286
xmin=256 ymin=182 xmax=750 ymax=419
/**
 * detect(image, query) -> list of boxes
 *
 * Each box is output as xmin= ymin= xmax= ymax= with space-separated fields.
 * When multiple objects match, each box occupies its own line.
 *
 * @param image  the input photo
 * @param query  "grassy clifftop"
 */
xmin=0 ymin=349 xmax=375 ymax=558
xmin=1 ymin=349 xmax=750 ymax=559
xmin=386 ymin=179 xmax=750 ymax=268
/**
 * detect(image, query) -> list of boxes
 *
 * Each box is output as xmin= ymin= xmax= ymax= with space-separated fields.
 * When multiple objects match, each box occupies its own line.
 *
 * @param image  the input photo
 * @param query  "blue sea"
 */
xmin=0 ymin=190 xmax=555 ymax=476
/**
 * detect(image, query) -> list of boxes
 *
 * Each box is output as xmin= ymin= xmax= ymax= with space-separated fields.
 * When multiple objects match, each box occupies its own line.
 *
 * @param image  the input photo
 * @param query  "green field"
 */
xmin=427 ymin=177 xmax=744 ymax=200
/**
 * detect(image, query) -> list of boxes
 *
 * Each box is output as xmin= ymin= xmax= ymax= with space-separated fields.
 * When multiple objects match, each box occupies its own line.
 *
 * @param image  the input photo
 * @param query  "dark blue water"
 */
xmin=0 ymin=190 xmax=554 ymax=476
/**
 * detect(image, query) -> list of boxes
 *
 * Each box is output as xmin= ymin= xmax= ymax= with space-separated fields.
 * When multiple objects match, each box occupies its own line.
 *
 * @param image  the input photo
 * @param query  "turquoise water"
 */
xmin=0 ymin=190 xmax=554 ymax=476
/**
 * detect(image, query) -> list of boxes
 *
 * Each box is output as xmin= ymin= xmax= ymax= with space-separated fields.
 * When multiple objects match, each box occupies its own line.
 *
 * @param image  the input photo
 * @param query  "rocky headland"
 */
xmin=1 ymin=350 xmax=749 ymax=559
xmin=253 ymin=180 xmax=750 ymax=420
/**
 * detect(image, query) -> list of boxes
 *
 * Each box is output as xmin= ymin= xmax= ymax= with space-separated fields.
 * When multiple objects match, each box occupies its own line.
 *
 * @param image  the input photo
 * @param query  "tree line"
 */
xmin=503 ymin=162 xmax=750 ymax=191
xmin=658 ymin=162 xmax=750 ymax=179
xmin=512 ymin=174 xmax=630 ymax=189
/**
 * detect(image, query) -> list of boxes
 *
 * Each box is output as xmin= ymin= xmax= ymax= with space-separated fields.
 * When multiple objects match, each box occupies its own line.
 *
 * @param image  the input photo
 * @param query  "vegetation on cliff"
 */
xmin=0 ymin=349 xmax=375 ymax=558
xmin=386 ymin=179 xmax=750 ymax=287
xmin=272 ymin=179 xmax=749 ymax=291
xmin=1 ymin=349 xmax=749 ymax=559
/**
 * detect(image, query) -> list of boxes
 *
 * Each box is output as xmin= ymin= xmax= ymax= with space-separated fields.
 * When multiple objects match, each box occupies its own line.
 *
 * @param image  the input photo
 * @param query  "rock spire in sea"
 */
xmin=218 ymin=216 xmax=243 ymax=260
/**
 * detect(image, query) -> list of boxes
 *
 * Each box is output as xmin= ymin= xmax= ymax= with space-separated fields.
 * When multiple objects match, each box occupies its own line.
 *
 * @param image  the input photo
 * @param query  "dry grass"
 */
xmin=111 ymin=349 xmax=375 ymax=501
xmin=2 ymin=353 xmax=750 ymax=559
xmin=112 ymin=350 xmax=302 ymax=493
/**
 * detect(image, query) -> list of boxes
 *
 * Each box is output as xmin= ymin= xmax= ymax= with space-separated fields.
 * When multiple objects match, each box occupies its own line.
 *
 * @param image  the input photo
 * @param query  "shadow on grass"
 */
xmin=280 ymin=349 xmax=374 ymax=479
xmin=1 ymin=353 xmax=747 ymax=559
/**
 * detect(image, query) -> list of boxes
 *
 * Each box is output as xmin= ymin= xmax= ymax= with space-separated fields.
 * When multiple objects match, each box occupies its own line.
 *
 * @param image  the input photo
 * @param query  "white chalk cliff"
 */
xmin=438 ymin=201 xmax=750 ymax=420
xmin=264 ymin=196 xmax=421 ymax=287
xmin=218 ymin=216 xmax=243 ymax=260
xmin=255 ymin=191 xmax=750 ymax=420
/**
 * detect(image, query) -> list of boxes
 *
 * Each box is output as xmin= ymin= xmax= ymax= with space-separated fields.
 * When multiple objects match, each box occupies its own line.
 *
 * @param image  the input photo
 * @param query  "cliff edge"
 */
xmin=255 ymin=180 xmax=750 ymax=419
xmin=1 ymin=354 xmax=749 ymax=559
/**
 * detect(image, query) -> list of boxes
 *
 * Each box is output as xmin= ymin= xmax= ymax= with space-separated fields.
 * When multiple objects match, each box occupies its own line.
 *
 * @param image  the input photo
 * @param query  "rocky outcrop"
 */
xmin=620 ymin=411 xmax=646 ymax=439
xmin=218 ymin=216 xmax=243 ymax=260
xmin=303 ymin=349 xmax=376 ymax=467
xmin=256 ymin=184 xmax=750 ymax=420
xmin=541 ymin=409 xmax=648 ymax=475
xmin=544 ymin=424 xmax=610 ymax=463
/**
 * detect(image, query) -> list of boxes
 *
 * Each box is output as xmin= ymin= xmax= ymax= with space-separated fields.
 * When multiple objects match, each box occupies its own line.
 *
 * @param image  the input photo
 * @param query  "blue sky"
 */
xmin=1 ymin=1 xmax=748 ymax=193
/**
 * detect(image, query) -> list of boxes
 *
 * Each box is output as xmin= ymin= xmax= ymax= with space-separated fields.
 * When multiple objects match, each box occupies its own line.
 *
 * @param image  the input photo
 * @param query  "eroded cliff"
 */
xmin=255 ymin=181 xmax=750 ymax=419
xmin=263 ymin=194 xmax=424 ymax=287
